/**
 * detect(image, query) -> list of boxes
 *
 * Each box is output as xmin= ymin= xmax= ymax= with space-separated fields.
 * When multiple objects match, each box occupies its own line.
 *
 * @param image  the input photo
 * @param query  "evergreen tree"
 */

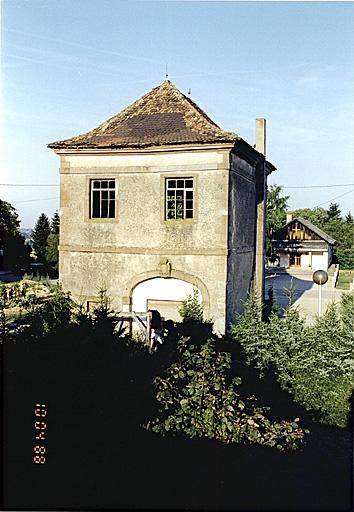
xmin=345 ymin=212 xmax=354 ymax=224
xmin=51 ymin=211 xmax=60 ymax=234
xmin=327 ymin=202 xmax=341 ymax=221
xmin=31 ymin=213 xmax=51 ymax=262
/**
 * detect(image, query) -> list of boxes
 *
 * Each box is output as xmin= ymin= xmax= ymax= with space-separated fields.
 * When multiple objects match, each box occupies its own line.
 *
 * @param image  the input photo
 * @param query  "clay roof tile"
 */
xmin=48 ymin=80 xmax=238 ymax=150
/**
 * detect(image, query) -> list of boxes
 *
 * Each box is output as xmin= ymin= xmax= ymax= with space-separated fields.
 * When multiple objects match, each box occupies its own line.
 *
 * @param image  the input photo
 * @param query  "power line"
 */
xmin=313 ymin=189 xmax=354 ymax=208
xmin=0 ymin=183 xmax=59 ymax=187
xmin=282 ymin=183 xmax=354 ymax=189
xmin=12 ymin=197 xmax=59 ymax=203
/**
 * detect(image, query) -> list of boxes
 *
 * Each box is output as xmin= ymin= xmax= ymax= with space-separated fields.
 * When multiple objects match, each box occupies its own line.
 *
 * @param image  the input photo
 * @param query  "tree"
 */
xmin=0 ymin=199 xmax=20 ymax=235
xmin=291 ymin=207 xmax=328 ymax=227
xmin=179 ymin=288 xmax=203 ymax=322
xmin=327 ymin=202 xmax=341 ymax=221
xmin=31 ymin=213 xmax=51 ymax=262
xmin=266 ymin=185 xmax=289 ymax=258
xmin=50 ymin=211 xmax=60 ymax=234
xmin=345 ymin=212 xmax=354 ymax=224
xmin=0 ymin=199 xmax=31 ymax=272
xmin=45 ymin=233 xmax=59 ymax=270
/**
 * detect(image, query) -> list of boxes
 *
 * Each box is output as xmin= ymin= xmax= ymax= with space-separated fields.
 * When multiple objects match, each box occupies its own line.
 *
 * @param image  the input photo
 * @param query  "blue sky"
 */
xmin=1 ymin=0 xmax=353 ymax=228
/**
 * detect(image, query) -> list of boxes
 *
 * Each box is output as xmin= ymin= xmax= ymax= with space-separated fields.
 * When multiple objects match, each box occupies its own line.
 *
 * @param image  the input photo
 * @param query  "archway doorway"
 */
xmin=131 ymin=277 xmax=202 ymax=322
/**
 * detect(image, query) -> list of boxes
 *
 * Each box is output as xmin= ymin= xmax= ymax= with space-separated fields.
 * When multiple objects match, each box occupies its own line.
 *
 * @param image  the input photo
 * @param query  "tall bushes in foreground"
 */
xmin=231 ymin=290 xmax=354 ymax=427
xmin=145 ymin=337 xmax=307 ymax=450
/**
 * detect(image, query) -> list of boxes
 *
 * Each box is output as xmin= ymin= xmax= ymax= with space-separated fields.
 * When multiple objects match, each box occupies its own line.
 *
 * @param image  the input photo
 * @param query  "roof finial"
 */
xmin=188 ymin=88 xmax=191 ymax=97
xmin=165 ymin=63 xmax=169 ymax=80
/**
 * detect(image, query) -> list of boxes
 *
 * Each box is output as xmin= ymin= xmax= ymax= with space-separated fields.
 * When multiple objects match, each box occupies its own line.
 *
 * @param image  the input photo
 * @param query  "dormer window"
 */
xmin=165 ymin=178 xmax=194 ymax=220
xmin=90 ymin=179 xmax=116 ymax=219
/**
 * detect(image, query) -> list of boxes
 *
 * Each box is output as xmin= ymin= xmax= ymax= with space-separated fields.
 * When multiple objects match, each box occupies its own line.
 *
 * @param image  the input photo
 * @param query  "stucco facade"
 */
xmin=49 ymin=81 xmax=275 ymax=332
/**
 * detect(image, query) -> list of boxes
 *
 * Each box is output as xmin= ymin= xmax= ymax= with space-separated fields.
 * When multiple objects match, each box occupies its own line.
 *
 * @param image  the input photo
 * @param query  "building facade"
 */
xmin=271 ymin=216 xmax=335 ymax=271
xmin=48 ymin=80 xmax=275 ymax=332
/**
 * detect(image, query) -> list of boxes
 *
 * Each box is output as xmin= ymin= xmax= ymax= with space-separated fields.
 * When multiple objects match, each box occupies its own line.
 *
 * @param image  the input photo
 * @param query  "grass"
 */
xmin=337 ymin=269 xmax=354 ymax=290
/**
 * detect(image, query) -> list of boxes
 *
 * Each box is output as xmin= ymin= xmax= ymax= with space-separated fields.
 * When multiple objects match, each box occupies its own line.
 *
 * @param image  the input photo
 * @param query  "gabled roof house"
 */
xmin=271 ymin=215 xmax=335 ymax=271
xmin=48 ymin=80 xmax=275 ymax=332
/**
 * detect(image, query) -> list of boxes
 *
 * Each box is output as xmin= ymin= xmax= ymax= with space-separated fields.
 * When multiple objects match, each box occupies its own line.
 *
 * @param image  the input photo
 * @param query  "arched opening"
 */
xmin=122 ymin=270 xmax=210 ymax=321
xmin=132 ymin=277 xmax=201 ymax=322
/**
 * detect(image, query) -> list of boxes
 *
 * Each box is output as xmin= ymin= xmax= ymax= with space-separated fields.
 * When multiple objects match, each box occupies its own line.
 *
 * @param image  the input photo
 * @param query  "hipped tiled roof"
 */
xmin=48 ymin=80 xmax=238 ymax=150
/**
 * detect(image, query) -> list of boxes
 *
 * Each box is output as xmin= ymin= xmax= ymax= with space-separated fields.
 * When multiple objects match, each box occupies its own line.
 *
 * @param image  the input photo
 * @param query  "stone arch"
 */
xmin=122 ymin=269 xmax=210 ymax=317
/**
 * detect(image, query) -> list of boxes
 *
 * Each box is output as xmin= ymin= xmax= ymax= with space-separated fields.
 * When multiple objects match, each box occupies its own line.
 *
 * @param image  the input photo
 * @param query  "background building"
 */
xmin=271 ymin=215 xmax=335 ymax=271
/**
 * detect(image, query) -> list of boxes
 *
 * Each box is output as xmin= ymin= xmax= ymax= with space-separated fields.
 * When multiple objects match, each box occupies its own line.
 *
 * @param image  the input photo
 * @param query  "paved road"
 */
xmin=265 ymin=269 xmax=347 ymax=323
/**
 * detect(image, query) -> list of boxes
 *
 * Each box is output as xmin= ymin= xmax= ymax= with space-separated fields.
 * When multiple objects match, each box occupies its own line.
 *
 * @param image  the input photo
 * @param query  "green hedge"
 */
xmin=231 ymin=290 xmax=354 ymax=427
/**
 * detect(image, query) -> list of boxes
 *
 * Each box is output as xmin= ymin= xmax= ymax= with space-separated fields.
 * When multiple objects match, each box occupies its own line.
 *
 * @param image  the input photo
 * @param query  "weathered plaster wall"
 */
xmin=58 ymin=147 xmax=230 ymax=332
xmin=226 ymin=153 xmax=257 ymax=327
xmin=59 ymin=150 xmax=229 ymax=252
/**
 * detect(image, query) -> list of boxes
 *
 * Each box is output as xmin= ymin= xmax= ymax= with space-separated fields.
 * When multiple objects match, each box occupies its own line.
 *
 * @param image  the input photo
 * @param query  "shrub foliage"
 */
xmin=145 ymin=337 xmax=307 ymax=450
xmin=231 ymin=289 xmax=354 ymax=427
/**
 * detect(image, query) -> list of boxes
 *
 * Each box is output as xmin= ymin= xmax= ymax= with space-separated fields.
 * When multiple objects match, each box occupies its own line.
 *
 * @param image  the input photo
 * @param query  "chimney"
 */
xmin=286 ymin=212 xmax=293 ymax=224
xmin=255 ymin=118 xmax=266 ymax=156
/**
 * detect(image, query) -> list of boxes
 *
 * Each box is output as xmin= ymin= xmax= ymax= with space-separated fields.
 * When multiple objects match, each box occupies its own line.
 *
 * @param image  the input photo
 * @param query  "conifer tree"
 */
xmin=31 ymin=213 xmax=51 ymax=262
xmin=50 ymin=211 xmax=60 ymax=234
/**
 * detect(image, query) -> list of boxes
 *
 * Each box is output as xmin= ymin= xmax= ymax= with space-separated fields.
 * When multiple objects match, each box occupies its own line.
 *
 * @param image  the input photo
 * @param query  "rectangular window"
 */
xmin=165 ymin=178 xmax=193 ymax=220
xmin=90 ymin=179 xmax=115 ymax=219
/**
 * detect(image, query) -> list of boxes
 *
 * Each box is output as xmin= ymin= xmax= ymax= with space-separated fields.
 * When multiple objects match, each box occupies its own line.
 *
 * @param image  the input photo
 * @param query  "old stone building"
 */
xmin=48 ymin=80 xmax=275 ymax=332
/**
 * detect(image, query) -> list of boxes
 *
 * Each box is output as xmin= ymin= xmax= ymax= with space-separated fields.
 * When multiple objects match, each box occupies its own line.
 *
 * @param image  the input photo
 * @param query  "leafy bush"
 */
xmin=231 ymin=290 xmax=354 ymax=427
xmin=145 ymin=337 xmax=307 ymax=450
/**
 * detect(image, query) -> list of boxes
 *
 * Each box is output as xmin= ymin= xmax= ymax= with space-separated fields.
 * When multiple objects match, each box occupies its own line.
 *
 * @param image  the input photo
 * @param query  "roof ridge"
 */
xmin=289 ymin=217 xmax=336 ymax=244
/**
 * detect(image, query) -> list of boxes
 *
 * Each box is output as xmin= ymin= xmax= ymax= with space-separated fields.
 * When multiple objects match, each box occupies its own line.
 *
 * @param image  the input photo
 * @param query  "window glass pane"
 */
xmin=101 ymin=200 xmax=108 ymax=218
xmin=92 ymin=191 xmax=100 ymax=218
xmin=93 ymin=180 xmax=100 ymax=189
xmin=109 ymin=201 xmax=115 ymax=218
xmin=165 ymin=177 xmax=193 ymax=221
xmin=102 ymin=191 xmax=108 ymax=200
xmin=101 ymin=181 xmax=108 ymax=189
xmin=109 ymin=190 xmax=115 ymax=199
xmin=109 ymin=180 xmax=115 ymax=189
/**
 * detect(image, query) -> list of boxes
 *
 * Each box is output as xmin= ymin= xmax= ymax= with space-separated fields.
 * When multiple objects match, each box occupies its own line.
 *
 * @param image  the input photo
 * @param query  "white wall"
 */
xmin=301 ymin=253 xmax=310 ymax=269
xmin=132 ymin=277 xmax=201 ymax=314
xmin=312 ymin=251 xmax=328 ymax=270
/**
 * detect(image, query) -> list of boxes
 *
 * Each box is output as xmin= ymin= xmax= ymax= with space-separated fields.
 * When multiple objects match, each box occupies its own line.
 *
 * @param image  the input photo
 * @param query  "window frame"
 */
xmin=86 ymin=178 xmax=118 ymax=222
xmin=164 ymin=177 xmax=194 ymax=221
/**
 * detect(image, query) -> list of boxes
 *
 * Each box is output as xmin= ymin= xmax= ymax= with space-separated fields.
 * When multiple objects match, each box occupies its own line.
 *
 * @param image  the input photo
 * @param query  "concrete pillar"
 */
xmin=255 ymin=118 xmax=266 ymax=303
